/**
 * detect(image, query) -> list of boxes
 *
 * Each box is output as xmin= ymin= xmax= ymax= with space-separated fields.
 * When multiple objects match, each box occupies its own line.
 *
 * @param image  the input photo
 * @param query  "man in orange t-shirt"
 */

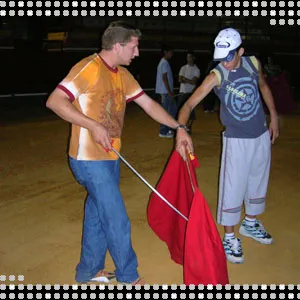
xmin=46 ymin=21 xmax=193 ymax=285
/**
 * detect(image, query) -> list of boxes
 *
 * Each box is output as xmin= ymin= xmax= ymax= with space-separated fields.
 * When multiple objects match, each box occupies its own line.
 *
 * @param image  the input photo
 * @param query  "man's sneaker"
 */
xmin=239 ymin=220 xmax=273 ymax=244
xmin=159 ymin=131 xmax=174 ymax=138
xmin=90 ymin=270 xmax=116 ymax=283
xmin=223 ymin=237 xmax=244 ymax=264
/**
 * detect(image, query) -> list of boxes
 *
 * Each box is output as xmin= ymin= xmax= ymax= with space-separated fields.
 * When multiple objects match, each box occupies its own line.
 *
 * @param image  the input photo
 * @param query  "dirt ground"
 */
xmin=1 ymin=102 xmax=299 ymax=285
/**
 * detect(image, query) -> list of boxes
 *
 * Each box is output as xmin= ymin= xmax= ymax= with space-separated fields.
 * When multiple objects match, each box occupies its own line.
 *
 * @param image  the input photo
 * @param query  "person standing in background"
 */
xmin=155 ymin=45 xmax=177 ymax=138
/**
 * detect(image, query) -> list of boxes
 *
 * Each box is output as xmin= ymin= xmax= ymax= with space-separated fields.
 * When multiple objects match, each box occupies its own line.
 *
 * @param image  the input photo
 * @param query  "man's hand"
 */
xmin=90 ymin=122 xmax=112 ymax=151
xmin=175 ymin=128 xmax=194 ymax=161
xmin=269 ymin=115 xmax=279 ymax=144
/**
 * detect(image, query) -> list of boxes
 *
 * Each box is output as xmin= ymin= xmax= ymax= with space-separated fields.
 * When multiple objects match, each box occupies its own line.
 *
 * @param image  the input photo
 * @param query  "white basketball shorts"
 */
xmin=217 ymin=130 xmax=271 ymax=226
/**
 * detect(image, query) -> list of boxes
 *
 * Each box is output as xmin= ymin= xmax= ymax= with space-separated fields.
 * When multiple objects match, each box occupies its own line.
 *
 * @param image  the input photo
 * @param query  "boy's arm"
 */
xmin=177 ymin=72 xmax=218 ymax=126
xmin=257 ymin=58 xmax=279 ymax=144
xmin=176 ymin=72 xmax=218 ymax=157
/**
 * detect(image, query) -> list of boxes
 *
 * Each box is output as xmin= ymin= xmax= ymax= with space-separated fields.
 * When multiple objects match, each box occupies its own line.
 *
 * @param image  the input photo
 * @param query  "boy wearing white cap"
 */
xmin=176 ymin=28 xmax=279 ymax=264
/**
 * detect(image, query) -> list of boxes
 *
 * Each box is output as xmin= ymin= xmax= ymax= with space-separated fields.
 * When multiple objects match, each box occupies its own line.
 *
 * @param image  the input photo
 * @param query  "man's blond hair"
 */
xmin=102 ymin=21 xmax=142 ymax=50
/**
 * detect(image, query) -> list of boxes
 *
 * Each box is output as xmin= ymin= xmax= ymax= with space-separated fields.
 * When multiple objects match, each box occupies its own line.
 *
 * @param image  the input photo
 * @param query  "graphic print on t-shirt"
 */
xmin=224 ymin=76 xmax=260 ymax=122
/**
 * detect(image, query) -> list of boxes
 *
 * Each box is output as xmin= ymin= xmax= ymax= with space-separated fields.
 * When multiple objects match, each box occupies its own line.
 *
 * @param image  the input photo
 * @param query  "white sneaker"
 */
xmin=223 ymin=237 xmax=244 ymax=264
xmin=239 ymin=220 xmax=273 ymax=244
xmin=90 ymin=271 xmax=116 ymax=283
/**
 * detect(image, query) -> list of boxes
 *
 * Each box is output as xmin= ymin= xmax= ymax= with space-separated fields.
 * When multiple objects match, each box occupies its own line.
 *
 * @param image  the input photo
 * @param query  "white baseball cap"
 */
xmin=213 ymin=28 xmax=242 ymax=61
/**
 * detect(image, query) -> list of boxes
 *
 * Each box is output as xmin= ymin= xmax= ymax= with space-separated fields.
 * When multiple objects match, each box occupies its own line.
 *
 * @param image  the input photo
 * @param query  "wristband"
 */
xmin=175 ymin=124 xmax=188 ymax=131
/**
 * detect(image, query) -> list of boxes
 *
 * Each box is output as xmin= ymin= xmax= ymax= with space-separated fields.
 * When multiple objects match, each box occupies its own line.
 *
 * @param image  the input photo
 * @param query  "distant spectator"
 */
xmin=155 ymin=45 xmax=177 ymax=138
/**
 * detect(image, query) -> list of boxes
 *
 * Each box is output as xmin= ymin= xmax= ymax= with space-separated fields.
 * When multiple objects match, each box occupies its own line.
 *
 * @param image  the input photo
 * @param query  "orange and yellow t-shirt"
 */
xmin=57 ymin=53 xmax=144 ymax=160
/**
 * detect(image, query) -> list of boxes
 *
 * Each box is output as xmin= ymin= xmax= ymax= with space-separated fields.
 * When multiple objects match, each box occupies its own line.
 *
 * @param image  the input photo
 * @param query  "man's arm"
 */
xmin=176 ymin=72 xmax=218 ymax=157
xmin=162 ymin=72 xmax=174 ymax=96
xmin=46 ymin=88 xmax=112 ymax=150
xmin=257 ymin=58 xmax=279 ymax=144
xmin=133 ymin=93 xmax=193 ymax=159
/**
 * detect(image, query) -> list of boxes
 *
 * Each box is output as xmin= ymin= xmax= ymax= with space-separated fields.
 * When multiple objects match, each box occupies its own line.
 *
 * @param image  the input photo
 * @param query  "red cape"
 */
xmin=147 ymin=151 xmax=229 ymax=285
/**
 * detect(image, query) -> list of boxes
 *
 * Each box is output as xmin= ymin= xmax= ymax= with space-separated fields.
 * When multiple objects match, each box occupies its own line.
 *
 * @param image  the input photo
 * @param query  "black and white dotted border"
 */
xmin=0 ymin=1 xmax=299 ymax=25
xmin=1 ymin=275 xmax=300 ymax=298
xmin=0 ymin=0 xmax=298 ymax=293
xmin=1 ymin=283 xmax=300 ymax=298
xmin=0 ymin=0 xmax=298 ymax=295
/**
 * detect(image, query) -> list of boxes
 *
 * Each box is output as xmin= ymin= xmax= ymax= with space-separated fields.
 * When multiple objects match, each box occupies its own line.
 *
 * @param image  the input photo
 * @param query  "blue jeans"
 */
xmin=159 ymin=94 xmax=177 ymax=135
xmin=69 ymin=157 xmax=139 ymax=283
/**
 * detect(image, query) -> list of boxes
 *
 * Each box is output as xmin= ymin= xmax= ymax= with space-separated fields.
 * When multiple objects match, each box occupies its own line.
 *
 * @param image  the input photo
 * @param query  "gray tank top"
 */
xmin=212 ymin=56 xmax=268 ymax=138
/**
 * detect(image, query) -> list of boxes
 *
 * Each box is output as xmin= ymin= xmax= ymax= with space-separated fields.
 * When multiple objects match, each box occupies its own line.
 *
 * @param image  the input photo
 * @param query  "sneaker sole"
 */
xmin=90 ymin=276 xmax=116 ymax=283
xmin=226 ymin=254 xmax=244 ymax=264
xmin=239 ymin=227 xmax=273 ymax=244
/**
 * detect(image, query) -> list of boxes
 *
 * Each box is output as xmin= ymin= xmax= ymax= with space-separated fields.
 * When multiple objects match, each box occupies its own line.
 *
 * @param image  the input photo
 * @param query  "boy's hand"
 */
xmin=269 ymin=116 xmax=279 ymax=144
xmin=176 ymin=128 xmax=194 ymax=161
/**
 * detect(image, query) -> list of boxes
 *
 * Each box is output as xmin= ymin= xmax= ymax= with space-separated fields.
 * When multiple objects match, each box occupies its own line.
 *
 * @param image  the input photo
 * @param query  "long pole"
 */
xmin=112 ymin=148 xmax=188 ymax=222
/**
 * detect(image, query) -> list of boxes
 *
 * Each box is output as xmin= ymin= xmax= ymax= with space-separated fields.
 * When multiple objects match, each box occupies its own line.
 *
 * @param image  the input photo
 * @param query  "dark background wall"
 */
xmin=0 ymin=16 xmax=299 ymax=102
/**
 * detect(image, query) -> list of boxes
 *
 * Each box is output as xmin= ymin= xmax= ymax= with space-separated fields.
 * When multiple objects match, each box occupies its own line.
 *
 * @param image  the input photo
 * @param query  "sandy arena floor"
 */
xmin=0 ymin=102 xmax=299 ymax=285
